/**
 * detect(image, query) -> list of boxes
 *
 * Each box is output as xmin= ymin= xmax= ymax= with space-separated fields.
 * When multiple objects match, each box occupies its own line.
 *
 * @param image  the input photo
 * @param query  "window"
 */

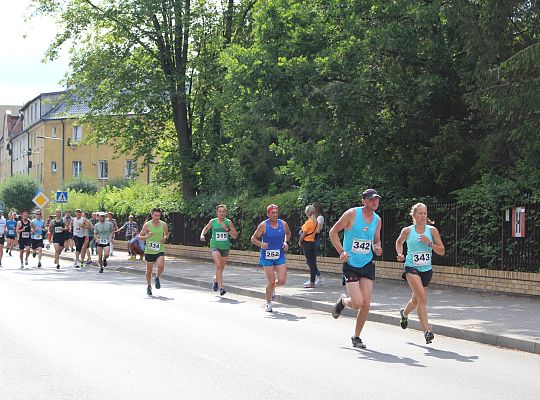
xmin=51 ymin=161 xmax=57 ymax=172
xmin=73 ymin=126 xmax=83 ymax=143
xmin=51 ymin=126 xmax=57 ymax=138
xmin=72 ymin=161 xmax=82 ymax=177
xmin=98 ymin=160 xmax=108 ymax=179
xmin=125 ymin=160 xmax=136 ymax=179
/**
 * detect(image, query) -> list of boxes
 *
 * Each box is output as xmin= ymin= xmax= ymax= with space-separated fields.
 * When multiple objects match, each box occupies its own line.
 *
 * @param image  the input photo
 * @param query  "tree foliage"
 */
xmin=0 ymin=175 xmax=40 ymax=213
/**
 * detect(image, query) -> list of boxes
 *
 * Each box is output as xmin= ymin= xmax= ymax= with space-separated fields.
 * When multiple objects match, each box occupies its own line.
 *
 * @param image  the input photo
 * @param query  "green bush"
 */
xmin=63 ymin=176 xmax=98 ymax=194
xmin=0 ymin=175 xmax=40 ymax=213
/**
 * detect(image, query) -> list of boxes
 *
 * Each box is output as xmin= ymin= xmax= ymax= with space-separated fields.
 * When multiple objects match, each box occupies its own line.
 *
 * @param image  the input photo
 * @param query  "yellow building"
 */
xmin=11 ymin=91 xmax=152 ymax=198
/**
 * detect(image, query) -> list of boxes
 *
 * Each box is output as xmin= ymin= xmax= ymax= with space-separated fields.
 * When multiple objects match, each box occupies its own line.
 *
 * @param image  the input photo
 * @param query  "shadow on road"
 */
xmin=265 ymin=310 xmax=307 ymax=322
xmin=408 ymin=342 xmax=479 ymax=362
xmin=341 ymin=347 xmax=426 ymax=367
xmin=210 ymin=297 xmax=245 ymax=305
xmin=146 ymin=295 xmax=175 ymax=301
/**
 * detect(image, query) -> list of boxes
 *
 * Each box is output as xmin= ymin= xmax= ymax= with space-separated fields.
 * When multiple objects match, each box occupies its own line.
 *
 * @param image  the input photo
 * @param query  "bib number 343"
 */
xmin=351 ymin=239 xmax=372 ymax=254
xmin=413 ymin=252 xmax=430 ymax=266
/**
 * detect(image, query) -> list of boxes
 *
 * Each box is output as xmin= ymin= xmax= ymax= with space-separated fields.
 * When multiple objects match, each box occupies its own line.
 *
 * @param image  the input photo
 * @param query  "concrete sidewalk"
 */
xmin=48 ymin=248 xmax=540 ymax=354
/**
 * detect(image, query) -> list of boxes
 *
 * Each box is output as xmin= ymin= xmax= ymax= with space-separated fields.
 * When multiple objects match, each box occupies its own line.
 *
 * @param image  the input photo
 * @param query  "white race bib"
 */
xmin=215 ymin=232 xmax=229 ymax=241
xmin=147 ymin=241 xmax=161 ymax=251
xmin=265 ymin=249 xmax=281 ymax=260
xmin=21 ymin=232 xmax=30 ymax=239
xmin=351 ymin=239 xmax=372 ymax=254
xmin=413 ymin=252 xmax=431 ymax=266
xmin=34 ymin=234 xmax=42 ymax=240
xmin=8 ymin=230 xmax=15 ymax=235
xmin=54 ymin=227 xmax=63 ymax=233
xmin=0 ymin=233 xmax=3 ymax=238
xmin=74 ymin=228 xmax=82 ymax=236
xmin=99 ymin=238 xmax=109 ymax=245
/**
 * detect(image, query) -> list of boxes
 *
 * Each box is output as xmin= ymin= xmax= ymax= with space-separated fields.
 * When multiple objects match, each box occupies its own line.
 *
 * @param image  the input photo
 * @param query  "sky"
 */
xmin=0 ymin=0 xmax=70 ymax=106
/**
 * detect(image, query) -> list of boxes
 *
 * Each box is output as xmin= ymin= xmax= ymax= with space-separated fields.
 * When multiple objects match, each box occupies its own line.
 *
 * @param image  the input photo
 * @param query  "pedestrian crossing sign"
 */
xmin=56 ymin=191 xmax=69 ymax=203
xmin=33 ymin=192 xmax=50 ymax=209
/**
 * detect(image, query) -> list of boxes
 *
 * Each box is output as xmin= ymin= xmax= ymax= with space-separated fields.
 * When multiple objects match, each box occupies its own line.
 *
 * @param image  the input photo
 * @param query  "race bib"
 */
xmin=351 ymin=239 xmax=372 ymax=254
xmin=34 ymin=234 xmax=42 ymax=240
xmin=215 ymin=232 xmax=229 ymax=241
xmin=99 ymin=238 xmax=109 ymax=245
xmin=147 ymin=241 xmax=161 ymax=251
xmin=8 ymin=229 xmax=15 ymax=235
xmin=265 ymin=249 xmax=281 ymax=260
xmin=54 ymin=227 xmax=63 ymax=234
xmin=21 ymin=232 xmax=30 ymax=238
xmin=413 ymin=252 xmax=431 ymax=266
xmin=0 ymin=233 xmax=3 ymax=238
xmin=74 ymin=228 xmax=82 ymax=236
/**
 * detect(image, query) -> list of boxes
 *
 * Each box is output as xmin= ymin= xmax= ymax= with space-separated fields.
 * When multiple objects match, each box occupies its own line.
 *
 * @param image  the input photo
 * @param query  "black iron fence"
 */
xmin=117 ymin=202 xmax=540 ymax=273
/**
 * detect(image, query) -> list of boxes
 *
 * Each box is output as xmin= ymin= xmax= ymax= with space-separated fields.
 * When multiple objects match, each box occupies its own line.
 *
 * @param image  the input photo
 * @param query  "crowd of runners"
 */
xmin=0 ymin=188 xmax=445 ymax=348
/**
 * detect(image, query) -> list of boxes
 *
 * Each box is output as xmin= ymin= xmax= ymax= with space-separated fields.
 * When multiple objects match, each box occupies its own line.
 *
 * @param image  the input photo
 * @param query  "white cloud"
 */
xmin=0 ymin=0 xmax=70 ymax=104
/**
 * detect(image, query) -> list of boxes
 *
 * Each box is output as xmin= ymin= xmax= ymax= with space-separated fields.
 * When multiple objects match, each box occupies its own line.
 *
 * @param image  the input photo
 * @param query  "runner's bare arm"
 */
xmin=251 ymin=222 xmax=267 ymax=249
xmin=138 ymin=223 xmax=149 ymax=240
xmin=161 ymin=223 xmax=170 ymax=243
xmin=395 ymin=227 xmax=410 ymax=261
xmin=228 ymin=221 xmax=239 ymax=240
xmin=282 ymin=221 xmax=291 ymax=251
xmin=373 ymin=218 xmax=383 ymax=256
xmin=199 ymin=220 xmax=213 ymax=241
xmin=329 ymin=208 xmax=355 ymax=256
xmin=429 ymin=226 xmax=445 ymax=256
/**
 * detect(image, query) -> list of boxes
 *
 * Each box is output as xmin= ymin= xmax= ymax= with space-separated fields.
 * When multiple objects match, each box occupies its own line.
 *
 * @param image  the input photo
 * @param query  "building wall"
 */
xmin=28 ymin=119 xmax=151 ymax=196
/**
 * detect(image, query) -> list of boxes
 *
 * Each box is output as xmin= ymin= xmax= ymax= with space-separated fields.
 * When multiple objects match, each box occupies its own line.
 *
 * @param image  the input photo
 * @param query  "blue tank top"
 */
xmin=405 ymin=225 xmax=434 ymax=272
xmin=6 ymin=220 xmax=17 ymax=236
xmin=343 ymin=207 xmax=380 ymax=268
xmin=260 ymin=219 xmax=285 ymax=260
xmin=32 ymin=219 xmax=45 ymax=239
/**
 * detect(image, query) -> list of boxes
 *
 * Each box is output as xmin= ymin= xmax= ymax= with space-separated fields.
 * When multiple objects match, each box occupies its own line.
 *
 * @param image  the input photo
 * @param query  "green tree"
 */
xmin=64 ymin=176 xmax=98 ymax=194
xmin=0 ymin=176 xmax=40 ymax=213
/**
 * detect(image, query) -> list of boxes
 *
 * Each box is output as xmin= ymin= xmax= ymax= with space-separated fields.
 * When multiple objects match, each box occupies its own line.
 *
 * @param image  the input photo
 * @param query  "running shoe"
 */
xmin=351 ymin=336 xmax=366 ymax=349
xmin=303 ymin=282 xmax=315 ymax=288
xmin=9 ymin=251 xmax=12 ymax=256
xmin=265 ymin=303 xmax=273 ymax=312
xmin=46 ymin=244 xmax=50 ymax=250
xmin=74 ymin=263 xmax=80 ymax=268
xmin=315 ymin=276 xmax=324 ymax=286
xmin=400 ymin=309 xmax=408 ymax=329
xmin=302 ymin=279 xmax=311 ymax=286
xmin=32 ymin=251 xmax=36 ymax=258
xmin=25 ymin=258 xmax=28 ymax=265
xmin=80 ymin=261 xmax=84 ymax=268
xmin=331 ymin=295 xmax=346 ymax=319
xmin=20 ymin=262 xmax=24 ymax=268
xmin=99 ymin=267 xmax=104 ymax=274
xmin=56 ymin=264 xmax=60 ymax=269
xmin=155 ymin=276 xmax=161 ymax=289
xmin=425 ymin=330 xmax=435 ymax=344
xmin=212 ymin=281 xmax=219 ymax=292
xmin=219 ymin=288 xmax=226 ymax=296
xmin=37 ymin=262 xmax=41 ymax=268
xmin=147 ymin=286 xmax=152 ymax=296
xmin=103 ymin=259 xmax=108 ymax=267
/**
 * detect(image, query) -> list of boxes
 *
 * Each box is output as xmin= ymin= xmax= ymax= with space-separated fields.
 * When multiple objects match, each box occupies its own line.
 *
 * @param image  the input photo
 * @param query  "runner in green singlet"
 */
xmin=200 ymin=204 xmax=239 ymax=296
xmin=138 ymin=208 xmax=169 ymax=296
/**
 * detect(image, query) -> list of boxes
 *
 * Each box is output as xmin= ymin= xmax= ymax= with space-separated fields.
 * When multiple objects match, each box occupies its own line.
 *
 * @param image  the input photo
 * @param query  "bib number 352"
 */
xmin=265 ymin=250 xmax=281 ymax=260
xmin=351 ymin=239 xmax=372 ymax=254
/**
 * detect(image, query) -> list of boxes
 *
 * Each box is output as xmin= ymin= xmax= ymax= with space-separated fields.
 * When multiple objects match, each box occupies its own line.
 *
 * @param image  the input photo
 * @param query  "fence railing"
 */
xmin=117 ymin=202 xmax=540 ymax=273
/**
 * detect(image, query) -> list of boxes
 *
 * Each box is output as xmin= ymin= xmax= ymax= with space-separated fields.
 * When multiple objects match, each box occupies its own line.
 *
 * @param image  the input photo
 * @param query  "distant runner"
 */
xmin=31 ymin=210 xmax=46 ymax=268
xmin=94 ymin=212 xmax=114 ymax=274
xmin=16 ymin=211 xmax=32 ymax=268
xmin=50 ymin=209 xmax=68 ymax=269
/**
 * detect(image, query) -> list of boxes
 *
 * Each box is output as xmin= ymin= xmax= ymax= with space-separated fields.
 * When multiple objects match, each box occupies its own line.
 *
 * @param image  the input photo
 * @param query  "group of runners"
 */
xmin=0 ymin=188 xmax=445 ymax=348
xmin=198 ymin=189 xmax=445 ymax=347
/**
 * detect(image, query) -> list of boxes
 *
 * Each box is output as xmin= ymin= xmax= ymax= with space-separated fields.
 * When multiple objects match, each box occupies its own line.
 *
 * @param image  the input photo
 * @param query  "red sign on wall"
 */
xmin=512 ymin=207 xmax=525 ymax=238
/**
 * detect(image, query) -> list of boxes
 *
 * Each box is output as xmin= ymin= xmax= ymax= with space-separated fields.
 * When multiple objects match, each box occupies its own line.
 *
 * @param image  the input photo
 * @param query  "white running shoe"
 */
xmin=265 ymin=303 xmax=273 ymax=312
xmin=315 ymin=276 xmax=324 ymax=286
xmin=302 ymin=279 xmax=311 ymax=286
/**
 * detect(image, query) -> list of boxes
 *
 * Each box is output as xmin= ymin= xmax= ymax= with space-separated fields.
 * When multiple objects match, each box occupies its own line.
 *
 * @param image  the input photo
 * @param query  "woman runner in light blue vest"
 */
xmin=395 ymin=203 xmax=445 ymax=344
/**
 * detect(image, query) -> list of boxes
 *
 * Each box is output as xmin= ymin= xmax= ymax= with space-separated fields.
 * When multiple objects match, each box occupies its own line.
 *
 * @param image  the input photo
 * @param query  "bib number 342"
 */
xmin=351 ymin=239 xmax=372 ymax=254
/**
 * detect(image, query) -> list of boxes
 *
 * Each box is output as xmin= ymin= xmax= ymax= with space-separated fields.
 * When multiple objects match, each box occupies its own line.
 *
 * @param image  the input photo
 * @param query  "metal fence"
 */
xmin=117 ymin=202 xmax=540 ymax=273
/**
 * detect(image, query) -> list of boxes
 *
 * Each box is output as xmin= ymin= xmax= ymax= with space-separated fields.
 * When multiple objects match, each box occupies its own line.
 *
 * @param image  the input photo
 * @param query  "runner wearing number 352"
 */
xmin=329 ymin=189 xmax=383 ymax=349
xmin=138 ymin=208 xmax=169 ymax=296
xmin=251 ymin=204 xmax=291 ymax=313
xmin=395 ymin=203 xmax=445 ymax=344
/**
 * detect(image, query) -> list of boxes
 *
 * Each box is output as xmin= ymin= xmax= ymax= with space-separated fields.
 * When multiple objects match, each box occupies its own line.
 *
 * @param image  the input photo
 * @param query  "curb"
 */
xmin=49 ymin=252 xmax=539 ymax=354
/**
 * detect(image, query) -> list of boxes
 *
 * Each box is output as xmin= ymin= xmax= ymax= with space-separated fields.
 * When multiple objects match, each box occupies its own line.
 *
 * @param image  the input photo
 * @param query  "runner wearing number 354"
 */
xmin=395 ymin=203 xmax=445 ymax=344
xmin=329 ymin=189 xmax=383 ymax=349
xmin=251 ymin=204 xmax=291 ymax=313
xmin=138 ymin=208 xmax=169 ymax=296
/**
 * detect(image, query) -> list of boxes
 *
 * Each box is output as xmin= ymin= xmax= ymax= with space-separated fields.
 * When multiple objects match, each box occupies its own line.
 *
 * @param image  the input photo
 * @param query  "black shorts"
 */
xmin=97 ymin=242 xmax=110 ymax=248
xmin=402 ymin=267 xmax=433 ymax=287
xmin=6 ymin=235 xmax=16 ymax=240
xmin=19 ymin=238 xmax=32 ymax=249
xmin=31 ymin=239 xmax=44 ymax=250
xmin=342 ymin=261 xmax=376 ymax=285
xmin=74 ymin=236 xmax=88 ymax=252
xmin=0 ymin=236 xmax=4 ymax=245
xmin=65 ymin=232 xmax=73 ymax=240
xmin=145 ymin=252 xmax=164 ymax=263
xmin=211 ymin=247 xmax=230 ymax=257
xmin=53 ymin=236 xmax=65 ymax=246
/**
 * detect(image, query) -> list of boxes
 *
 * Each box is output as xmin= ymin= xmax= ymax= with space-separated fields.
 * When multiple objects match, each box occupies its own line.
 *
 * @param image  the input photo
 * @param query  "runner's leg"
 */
xmin=405 ymin=273 xmax=430 ymax=332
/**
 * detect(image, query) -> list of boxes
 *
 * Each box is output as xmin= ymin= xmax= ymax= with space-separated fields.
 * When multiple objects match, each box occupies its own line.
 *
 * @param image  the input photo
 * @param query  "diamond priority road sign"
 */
xmin=33 ymin=192 xmax=50 ymax=209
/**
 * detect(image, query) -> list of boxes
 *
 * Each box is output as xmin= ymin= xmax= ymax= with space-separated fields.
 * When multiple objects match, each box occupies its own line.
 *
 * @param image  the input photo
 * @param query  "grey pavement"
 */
xmin=46 ymin=247 xmax=540 ymax=354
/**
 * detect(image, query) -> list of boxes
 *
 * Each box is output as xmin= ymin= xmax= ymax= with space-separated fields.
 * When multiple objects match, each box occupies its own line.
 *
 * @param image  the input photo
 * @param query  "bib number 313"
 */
xmin=351 ymin=239 xmax=371 ymax=254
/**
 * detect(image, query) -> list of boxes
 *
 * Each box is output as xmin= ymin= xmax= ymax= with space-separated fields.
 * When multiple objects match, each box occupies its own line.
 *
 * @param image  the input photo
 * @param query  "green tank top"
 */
xmin=145 ymin=220 xmax=165 ymax=254
xmin=209 ymin=218 xmax=231 ymax=250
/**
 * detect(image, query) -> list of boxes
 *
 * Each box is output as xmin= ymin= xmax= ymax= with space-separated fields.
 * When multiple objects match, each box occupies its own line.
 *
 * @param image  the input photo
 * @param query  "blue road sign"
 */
xmin=56 ymin=191 xmax=69 ymax=203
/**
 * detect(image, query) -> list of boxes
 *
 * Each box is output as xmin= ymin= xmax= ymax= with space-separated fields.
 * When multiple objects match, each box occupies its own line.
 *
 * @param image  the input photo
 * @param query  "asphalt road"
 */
xmin=1 ymin=254 xmax=539 ymax=400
